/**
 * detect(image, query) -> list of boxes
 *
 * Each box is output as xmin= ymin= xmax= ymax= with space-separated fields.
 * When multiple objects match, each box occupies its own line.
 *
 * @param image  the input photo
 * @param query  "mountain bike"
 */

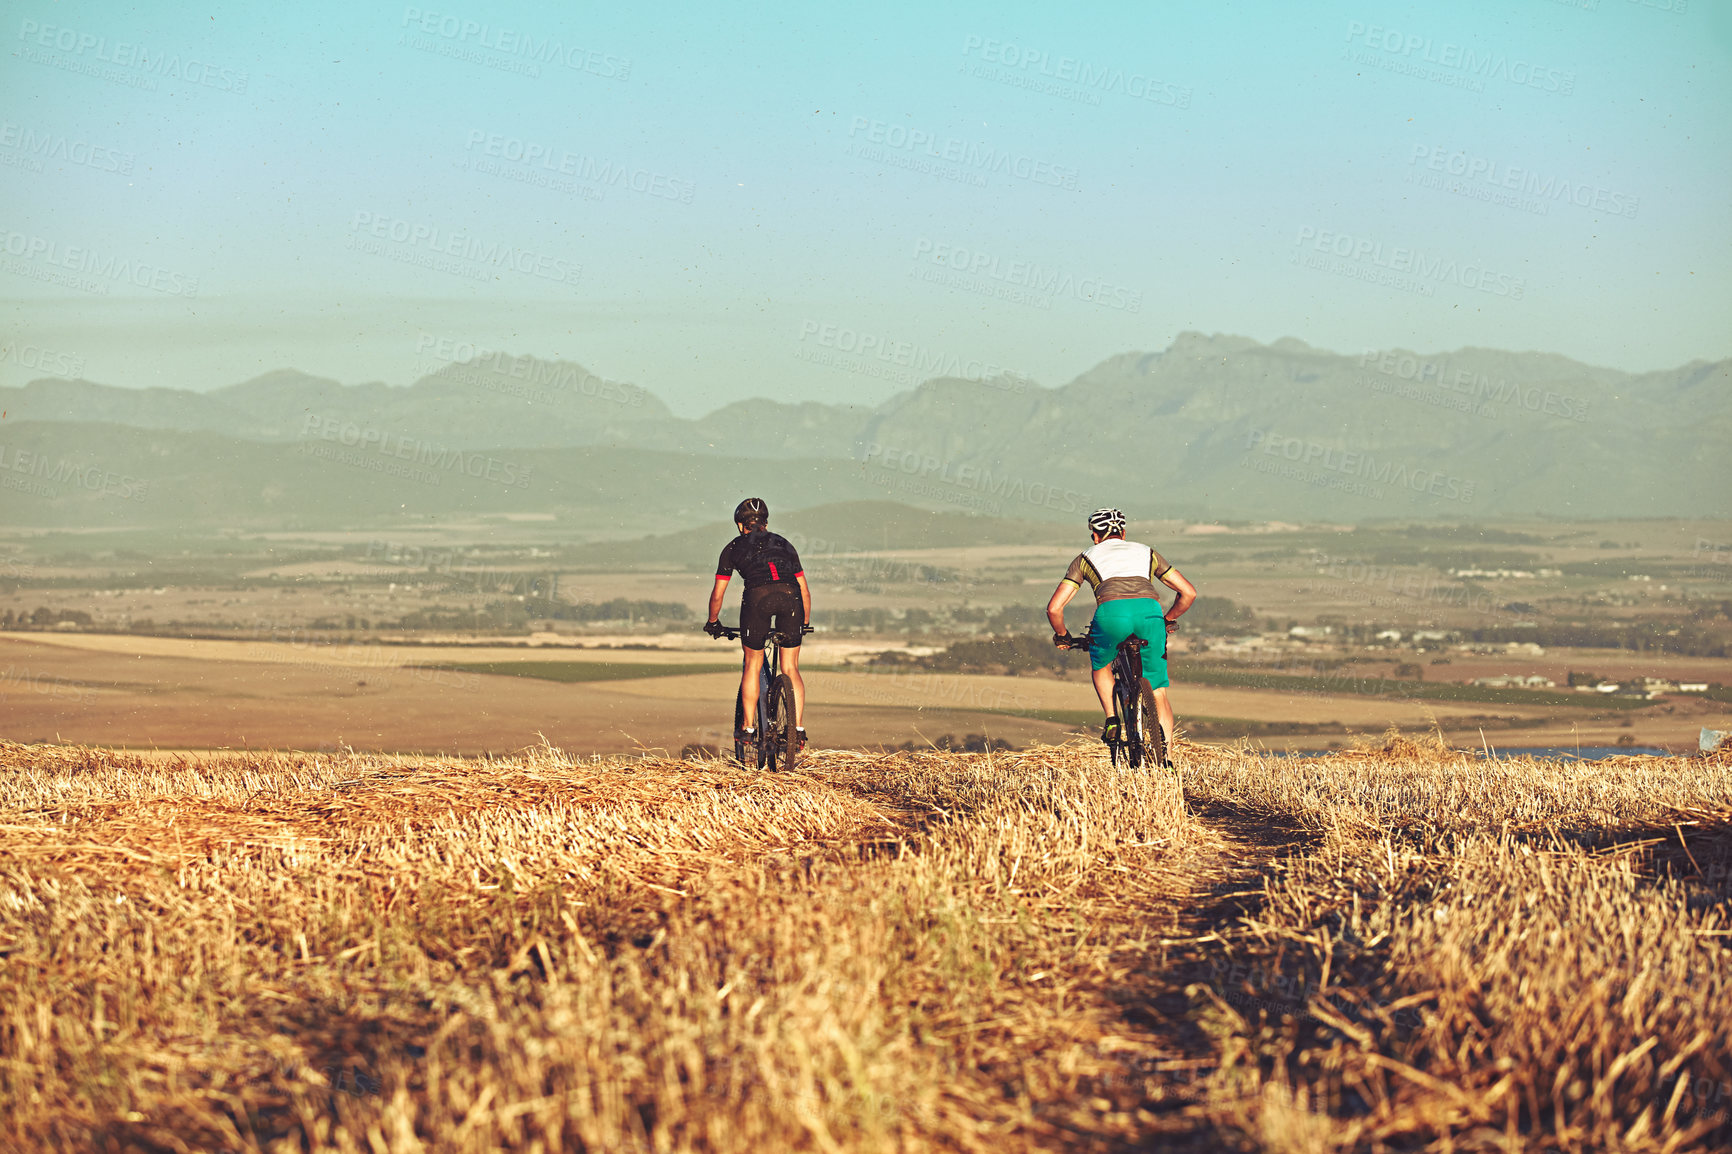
xmin=709 ymin=622 xmax=812 ymax=771
xmin=1058 ymin=630 xmax=1168 ymax=769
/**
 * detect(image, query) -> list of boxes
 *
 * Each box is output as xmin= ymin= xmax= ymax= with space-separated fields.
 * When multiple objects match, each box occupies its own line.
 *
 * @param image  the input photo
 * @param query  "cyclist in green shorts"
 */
xmin=1045 ymin=508 xmax=1196 ymax=751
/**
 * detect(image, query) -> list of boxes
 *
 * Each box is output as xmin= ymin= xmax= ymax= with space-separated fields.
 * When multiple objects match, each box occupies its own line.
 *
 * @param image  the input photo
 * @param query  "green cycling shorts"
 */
xmin=1087 ymin=598 xmax=1169 ymax=687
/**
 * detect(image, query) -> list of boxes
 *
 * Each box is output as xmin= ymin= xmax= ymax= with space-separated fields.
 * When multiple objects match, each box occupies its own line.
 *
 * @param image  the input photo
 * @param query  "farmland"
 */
xmin=2 ymin=628 xmax=1722 ymax=757
xmin=1 ymin=508 xmax=1729 ymax=755
xmin=1 ymin=736 xmax=1727 ymax=1150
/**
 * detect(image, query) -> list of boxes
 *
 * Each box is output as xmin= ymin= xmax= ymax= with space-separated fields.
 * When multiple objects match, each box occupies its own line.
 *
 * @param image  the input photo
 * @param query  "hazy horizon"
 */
xmin=3 ymin=1 xmax=1729 ymax=416
xmin=4 ymin=318 xmax=1725 ymax=419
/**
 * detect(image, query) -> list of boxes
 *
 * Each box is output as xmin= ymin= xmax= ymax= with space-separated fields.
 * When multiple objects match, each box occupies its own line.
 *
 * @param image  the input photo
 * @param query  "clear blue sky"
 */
xmin=3 ymin=0 xmax=1728 ymax=413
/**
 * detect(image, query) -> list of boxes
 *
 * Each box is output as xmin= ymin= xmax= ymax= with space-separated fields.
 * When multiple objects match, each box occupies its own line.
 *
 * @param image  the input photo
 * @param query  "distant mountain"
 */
xmin=0 ymin=377 xmax=262 ymax=435
xmin=211 ymin=363 xmax=676 ymax=444
xmin=0 ymin=359 xmax=676 ymax=447
xmin=3 ymin=334 xmax=1726 ymax=522
xmin=838 ymin=334 xmax=1730 ymax=521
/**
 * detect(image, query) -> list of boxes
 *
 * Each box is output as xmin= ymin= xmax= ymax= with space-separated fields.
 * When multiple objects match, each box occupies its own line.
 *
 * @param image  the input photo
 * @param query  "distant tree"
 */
xmin=1182 ymin=596 xmax=1260 ymax=634
xmin=873 ymin=634 xmax=1083 ymax=677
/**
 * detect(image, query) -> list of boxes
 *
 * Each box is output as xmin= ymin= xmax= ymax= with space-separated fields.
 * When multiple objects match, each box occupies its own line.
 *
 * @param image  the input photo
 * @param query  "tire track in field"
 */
xmin=1066 ymin=796 xmax=1324 ymax=1146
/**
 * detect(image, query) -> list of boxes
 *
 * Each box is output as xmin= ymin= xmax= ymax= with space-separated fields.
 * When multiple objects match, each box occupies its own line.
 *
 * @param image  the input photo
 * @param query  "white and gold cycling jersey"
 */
xmin=1060 ymin=539 xmax=1172 ymax=603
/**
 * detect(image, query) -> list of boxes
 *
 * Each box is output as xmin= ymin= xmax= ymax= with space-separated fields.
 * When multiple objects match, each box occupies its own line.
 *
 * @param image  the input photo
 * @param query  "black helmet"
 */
xmin=1087 ymin=508 xmax=1127 ymax=536
xmin=734 ymin=497 xmax=769 ymax=524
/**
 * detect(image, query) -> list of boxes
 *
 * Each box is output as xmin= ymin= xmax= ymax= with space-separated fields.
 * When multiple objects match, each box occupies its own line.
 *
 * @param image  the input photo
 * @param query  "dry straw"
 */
xmin=0 ymin=733 xmax=1726 ymax=1151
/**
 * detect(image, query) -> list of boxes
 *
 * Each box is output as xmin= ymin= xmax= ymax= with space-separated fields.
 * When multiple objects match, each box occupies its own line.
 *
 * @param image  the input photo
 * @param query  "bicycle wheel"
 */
xmin=1122 ymin=675 xmax=1163 ymax=762
xmin=1111 ymin=674 xmax=1133 ymax=768
xmin=1135 ymin=678 xmax=1164 ymax=769
xmin=765 ymin=675 xmax=797 ymax=772
xmin=755 ymin=663 xmax=773 ymax=770
xmin=733 ymin=688 xmax=749 ymax=766
xmin=1123 ymin=676 xmax=1148 ymax=769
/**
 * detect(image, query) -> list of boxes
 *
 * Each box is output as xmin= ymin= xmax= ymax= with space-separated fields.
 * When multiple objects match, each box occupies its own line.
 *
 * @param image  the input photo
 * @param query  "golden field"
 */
xmin=0 ymin=735 xmax=1727 ymax=1151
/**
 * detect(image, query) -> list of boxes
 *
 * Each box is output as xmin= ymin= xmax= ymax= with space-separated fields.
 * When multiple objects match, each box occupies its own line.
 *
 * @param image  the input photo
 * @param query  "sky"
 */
xmin=2 ymin=0 xmax=1729 ymax=416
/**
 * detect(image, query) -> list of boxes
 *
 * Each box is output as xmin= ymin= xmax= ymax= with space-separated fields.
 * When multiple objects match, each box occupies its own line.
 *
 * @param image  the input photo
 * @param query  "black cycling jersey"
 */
xmin=715 ymin=529 xmax=804 ymax=590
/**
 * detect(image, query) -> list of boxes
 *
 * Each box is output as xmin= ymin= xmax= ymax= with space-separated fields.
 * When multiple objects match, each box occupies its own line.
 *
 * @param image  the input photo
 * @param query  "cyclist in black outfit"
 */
xmin=705 ymin=497 xmax=811 ymax=748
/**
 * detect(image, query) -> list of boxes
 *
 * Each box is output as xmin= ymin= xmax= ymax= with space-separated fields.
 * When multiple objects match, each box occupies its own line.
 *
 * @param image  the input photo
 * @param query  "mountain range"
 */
xmin=2 ymin=332 xmax=1725 ymax=529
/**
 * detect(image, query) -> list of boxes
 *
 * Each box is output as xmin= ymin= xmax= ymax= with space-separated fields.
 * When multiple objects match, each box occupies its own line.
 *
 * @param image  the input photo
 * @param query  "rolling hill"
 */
xmin=3 ymin=332 xmax=1725 ymax=525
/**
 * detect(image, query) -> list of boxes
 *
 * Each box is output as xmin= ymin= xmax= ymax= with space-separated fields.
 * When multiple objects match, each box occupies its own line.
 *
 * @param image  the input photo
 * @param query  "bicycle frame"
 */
xmin=1110 ymin=636 xmax=1146 ymax=697
xmin=755 ymin=632 xmax=782 ymax=731
xmin=1059 ymin=628 xmax=1168 ymax=769
xmin=710 ymin=621 xmax=809 ymax=769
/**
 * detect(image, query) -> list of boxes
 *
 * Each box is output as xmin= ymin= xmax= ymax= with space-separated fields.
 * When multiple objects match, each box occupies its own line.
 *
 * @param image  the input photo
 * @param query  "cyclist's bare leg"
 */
xmin=1152 ymin=686 xmax=1175 ymax=747
xmin=1091 ymin=666 xmax=1115 ymax=716
xmin=739 ymin=647 xmax=766 ymax=729
xmin=781 ymin=644 xmax=806 ymax=727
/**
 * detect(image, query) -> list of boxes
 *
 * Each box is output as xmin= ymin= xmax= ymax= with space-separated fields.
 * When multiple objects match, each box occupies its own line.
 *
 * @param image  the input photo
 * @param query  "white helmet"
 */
xmin=1087 ymin=508 xmax=1127 ymax=536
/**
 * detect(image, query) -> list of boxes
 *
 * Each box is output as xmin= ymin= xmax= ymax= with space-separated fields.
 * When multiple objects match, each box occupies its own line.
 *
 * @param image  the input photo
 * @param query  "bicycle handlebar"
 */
xmin=706 ymin=622 xmax=814 ymax=643
xmin=1055 ymin=631 xmax=1153 ymax=652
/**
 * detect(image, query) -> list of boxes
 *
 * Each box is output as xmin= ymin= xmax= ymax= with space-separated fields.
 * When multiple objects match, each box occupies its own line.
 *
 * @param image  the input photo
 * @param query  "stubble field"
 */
xmin=1 ymin=735 xmax=1728 ymax=1152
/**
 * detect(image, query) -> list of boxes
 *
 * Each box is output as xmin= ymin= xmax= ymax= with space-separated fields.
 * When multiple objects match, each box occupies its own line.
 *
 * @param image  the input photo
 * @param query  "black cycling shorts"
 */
xmin=740 ymin=583 xmax=802 ymax=651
